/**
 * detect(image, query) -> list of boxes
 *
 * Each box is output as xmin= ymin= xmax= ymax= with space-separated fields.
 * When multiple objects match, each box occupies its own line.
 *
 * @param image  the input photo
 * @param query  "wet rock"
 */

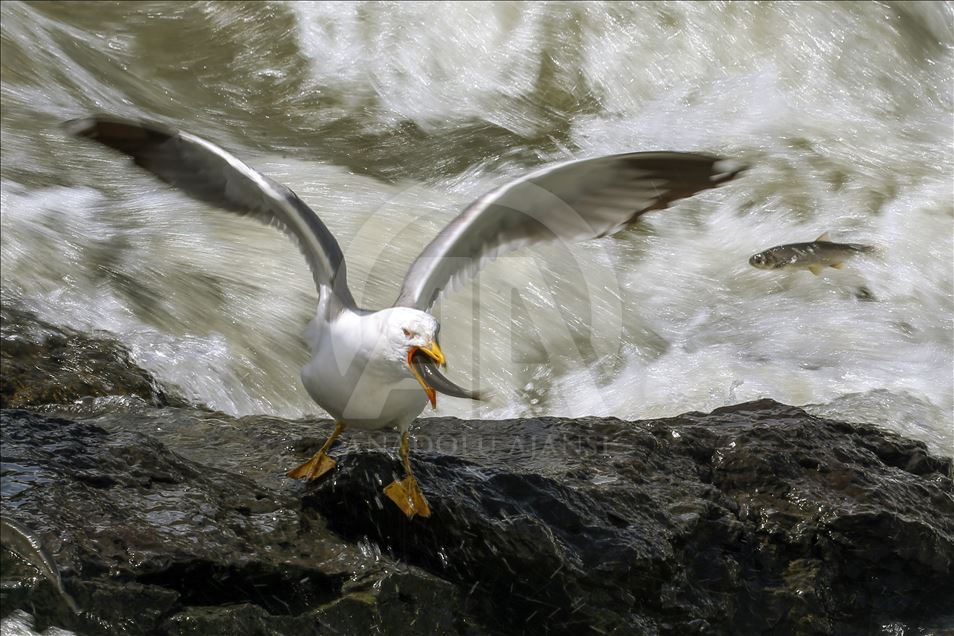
xmin=160 ymin=568 xmax=471 ymax=636
xmin=0 ymin=410 xmax=483 ymax=635
xmin=0 ymin=306 xmax=176 ymax=409
xmin=1 ymin=312 xmax=951 ymax=635
xmin=300 ymin=401 xmax=954 ymax=635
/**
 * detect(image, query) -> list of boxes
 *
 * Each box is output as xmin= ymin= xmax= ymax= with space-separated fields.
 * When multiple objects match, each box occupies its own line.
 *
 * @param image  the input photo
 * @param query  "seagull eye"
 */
xmin=403 ymin=328 xmax=415 ymax=338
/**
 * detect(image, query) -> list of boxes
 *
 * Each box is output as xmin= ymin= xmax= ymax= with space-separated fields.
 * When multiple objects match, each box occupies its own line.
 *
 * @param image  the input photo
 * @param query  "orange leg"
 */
xmin=287 ymin=422 xmax=346 ymax=480
xmin=383 ymin=431 xmax=431 ymax=518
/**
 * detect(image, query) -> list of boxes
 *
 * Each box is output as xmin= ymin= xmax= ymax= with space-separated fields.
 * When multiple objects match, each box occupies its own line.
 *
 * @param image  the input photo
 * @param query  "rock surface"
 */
xmin=2 ymin=309 xmax=953 ymax=634
xmin=2 ymin=402 xmax=952 ymax=635
xmin=1 ymin=409 xmax=482 ymax=635
xmin=0 ymin=306 xmax=176 ymax=409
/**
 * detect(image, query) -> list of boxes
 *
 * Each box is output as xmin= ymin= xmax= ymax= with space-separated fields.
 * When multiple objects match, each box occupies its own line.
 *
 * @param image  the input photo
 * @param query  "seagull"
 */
xmin=67 ymin=116 xmax=745 ymax=518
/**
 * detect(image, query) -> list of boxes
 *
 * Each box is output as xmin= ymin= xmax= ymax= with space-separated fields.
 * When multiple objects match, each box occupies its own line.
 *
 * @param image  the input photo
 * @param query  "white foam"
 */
xmin=1 ymin=2 xmax=951 ymax=455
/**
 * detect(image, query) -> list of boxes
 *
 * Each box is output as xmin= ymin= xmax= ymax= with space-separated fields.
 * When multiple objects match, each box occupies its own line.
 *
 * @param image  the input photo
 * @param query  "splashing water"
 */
xmin=1 ymin=1 xmax=951 ymax=455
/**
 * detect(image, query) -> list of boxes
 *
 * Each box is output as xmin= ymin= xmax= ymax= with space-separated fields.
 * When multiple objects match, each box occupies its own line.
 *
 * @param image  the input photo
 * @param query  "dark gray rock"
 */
xmin=1 ymin=312 xmax=951 ymax=635
xmin=3 ymin=403 xmax=952 ymax=635
xmin=0 ymin=306 xmax=177 ymax=409
xmin=297 ymin=402 xmax=953 ymax=634
xmin=0 ymin=409 xmax=484 ymax=635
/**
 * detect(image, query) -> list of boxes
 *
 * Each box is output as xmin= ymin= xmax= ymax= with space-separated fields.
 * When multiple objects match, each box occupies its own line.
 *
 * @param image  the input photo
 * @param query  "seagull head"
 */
xmin=382 ymin=307 xmax=444 ymax=406
xmin=379 ymin=307 xmax=479 ymax=408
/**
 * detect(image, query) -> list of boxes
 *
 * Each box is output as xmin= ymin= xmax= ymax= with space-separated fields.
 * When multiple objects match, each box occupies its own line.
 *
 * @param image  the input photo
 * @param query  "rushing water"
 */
xmin=1 ymin=1 xmax=952 ymax=459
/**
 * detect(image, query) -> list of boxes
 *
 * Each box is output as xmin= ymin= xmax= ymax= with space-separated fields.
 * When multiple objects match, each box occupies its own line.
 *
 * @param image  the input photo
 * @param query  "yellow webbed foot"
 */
xmin=384 ymin=476 xmax=431 ymax=518
xmin=287 ymin=452 xmax=337 ymax=480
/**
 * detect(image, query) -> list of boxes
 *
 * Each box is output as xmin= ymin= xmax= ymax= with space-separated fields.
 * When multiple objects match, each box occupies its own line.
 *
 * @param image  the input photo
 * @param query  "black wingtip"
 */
xmin=63 ymin=115 xmax=178 ymax=158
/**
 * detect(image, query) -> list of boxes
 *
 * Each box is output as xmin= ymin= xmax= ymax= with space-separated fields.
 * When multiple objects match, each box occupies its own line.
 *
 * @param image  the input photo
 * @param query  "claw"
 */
xmin=287 ymin=452 xmax=337 ymax=480
xmin=384 ymin=476 xmax=431 ymax=518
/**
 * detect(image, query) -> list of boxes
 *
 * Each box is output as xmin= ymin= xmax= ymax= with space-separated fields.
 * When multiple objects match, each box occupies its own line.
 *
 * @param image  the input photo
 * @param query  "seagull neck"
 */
xmin=318 ymin=308 xmax=405 ymax=373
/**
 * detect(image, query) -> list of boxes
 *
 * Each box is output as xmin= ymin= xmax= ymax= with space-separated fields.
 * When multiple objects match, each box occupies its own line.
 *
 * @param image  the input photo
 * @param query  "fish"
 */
xmin=748 ymin=232 xmax=875 ymax=275
xmin=0 ymin=516 xmax=80 ymax=614
xmin=410 ymin=349 xmax=483 ymax=403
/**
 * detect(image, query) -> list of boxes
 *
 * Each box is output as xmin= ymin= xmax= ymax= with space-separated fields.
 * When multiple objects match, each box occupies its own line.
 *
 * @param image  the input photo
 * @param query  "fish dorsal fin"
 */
xmin=816 ymin=231 xmax=831 ymax=242
xmin=809 ymin=264 xmax=824 ymax=276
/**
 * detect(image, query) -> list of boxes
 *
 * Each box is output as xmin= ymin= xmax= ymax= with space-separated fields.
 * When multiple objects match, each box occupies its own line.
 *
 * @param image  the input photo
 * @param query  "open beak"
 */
xmin=408 ymin=341 xmax=444 ymax=407
xmin=407 ymin=340 xmax=481 ymax=409
xmin=417 ymin=340 xmax=446 ymax=368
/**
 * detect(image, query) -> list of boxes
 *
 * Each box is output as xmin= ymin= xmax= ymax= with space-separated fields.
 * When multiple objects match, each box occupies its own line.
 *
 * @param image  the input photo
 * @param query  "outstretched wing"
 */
xmin=394 ymin=152 xmax=746 ymax=310
xmin=66 ymin=116 xmax=355 ymax=312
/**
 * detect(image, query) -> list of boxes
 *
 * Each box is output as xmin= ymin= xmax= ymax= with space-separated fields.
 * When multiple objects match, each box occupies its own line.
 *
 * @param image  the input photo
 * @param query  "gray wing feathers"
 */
xmin=66 ymin=116 xmax=354 ymax=310
xmin=395 ymin=151 xmax=746 ymax=309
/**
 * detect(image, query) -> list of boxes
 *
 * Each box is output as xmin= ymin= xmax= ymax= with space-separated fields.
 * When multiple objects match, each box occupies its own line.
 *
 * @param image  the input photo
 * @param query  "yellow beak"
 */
xmin=407 ymin=340 xmax=445 ymax=408
xmin=417 ymin=340 xmax=445 ymax=368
